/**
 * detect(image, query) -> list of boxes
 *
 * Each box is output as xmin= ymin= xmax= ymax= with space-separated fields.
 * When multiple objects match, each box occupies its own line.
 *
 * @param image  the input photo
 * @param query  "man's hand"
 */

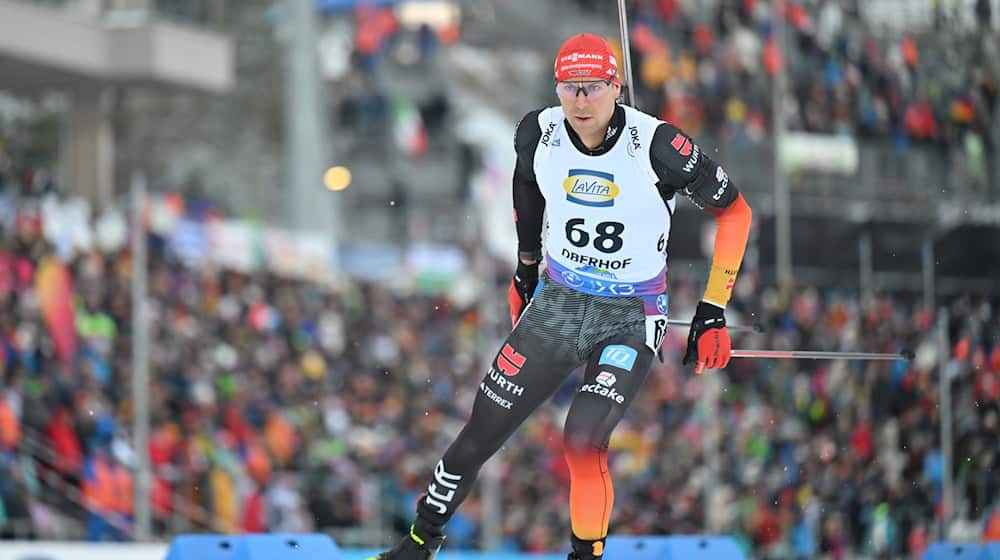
xmin=507 ymin=260 xmax=539 ymax=327
xmin=682 ymin=301 xmax=731 ymax=374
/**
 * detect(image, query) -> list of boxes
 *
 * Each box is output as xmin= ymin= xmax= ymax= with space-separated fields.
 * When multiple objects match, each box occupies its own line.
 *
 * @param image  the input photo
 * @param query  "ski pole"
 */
xmin=729 ymin=349 xmax=914 ymax=361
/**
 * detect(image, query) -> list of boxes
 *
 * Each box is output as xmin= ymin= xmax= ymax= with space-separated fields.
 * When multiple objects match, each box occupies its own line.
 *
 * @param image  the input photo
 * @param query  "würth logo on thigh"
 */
xmin=496 ymin=343 xmax=526 ymax=376
xmin=424 ymin=460 xmax=462 ymax=515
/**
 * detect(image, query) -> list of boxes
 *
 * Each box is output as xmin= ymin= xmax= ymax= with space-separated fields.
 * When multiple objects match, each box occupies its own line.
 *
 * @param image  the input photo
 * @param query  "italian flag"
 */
xmin=393 ymin=96 xmax=427 ymax=159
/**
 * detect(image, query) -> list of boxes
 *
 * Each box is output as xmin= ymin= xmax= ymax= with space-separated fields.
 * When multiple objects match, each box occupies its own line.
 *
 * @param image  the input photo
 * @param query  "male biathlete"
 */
xmin=372 ymin=33 xmax=752 ymax=560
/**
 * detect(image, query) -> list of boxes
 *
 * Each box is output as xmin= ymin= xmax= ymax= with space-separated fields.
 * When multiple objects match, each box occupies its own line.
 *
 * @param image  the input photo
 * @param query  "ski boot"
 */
xmin=367 ymin=521 xmax=445 ymax=560
xmin=567 ymin=534 xmax=606 ymax=560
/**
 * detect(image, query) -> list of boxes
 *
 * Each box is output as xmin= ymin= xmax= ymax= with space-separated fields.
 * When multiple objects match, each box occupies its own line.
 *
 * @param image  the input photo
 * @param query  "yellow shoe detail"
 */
xmin=409 ymin=524 xmax=426 ymax=546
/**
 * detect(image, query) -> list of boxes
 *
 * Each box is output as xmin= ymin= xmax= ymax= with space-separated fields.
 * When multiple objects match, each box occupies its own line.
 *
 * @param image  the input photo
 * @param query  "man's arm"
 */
xmin=513 ymin=110 xmax=545 ymax=265
xmin=649 ymin=123 xmax=752 ymax=308
xmin=508 ymin=110 xmax=545 ymax=326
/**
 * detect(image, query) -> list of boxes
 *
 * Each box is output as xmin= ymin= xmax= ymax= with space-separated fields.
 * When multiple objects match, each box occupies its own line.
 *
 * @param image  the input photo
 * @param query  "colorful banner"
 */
xmin=168 ymin=218 xmax=209 ymax=265
xmin=263 ymin=228 xmax=337 ymax=283
xmin=21 ymin=194 xmax=466 ymax=294
xmin=208 ymin=220 xmax=261 ymax=272
xmin=34 ymin=257 xmax=77 ymax=368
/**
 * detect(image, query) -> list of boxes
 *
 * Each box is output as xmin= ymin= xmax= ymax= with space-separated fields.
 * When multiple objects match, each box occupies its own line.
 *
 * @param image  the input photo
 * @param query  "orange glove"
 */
xmin=682 ymin=301 xmax=731 ymax=374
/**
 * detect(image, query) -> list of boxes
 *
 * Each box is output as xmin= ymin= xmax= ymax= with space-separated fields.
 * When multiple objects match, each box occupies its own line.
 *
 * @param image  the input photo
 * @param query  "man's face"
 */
xmin=556 ymin=78 xmax=621 ymax=139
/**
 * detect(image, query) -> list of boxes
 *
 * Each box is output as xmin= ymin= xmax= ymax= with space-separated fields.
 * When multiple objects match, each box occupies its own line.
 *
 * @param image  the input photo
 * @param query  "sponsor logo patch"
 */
xmin=714 ymin=166 xmax=729 ymax=200
xmin=562 ymin=169 xmax=619 ymax=207
xmin=671 ymin=132 xmax=693 ymax=156
xmin=424 ymin=461 xmax=462 ymax=514
xmin=487 ymin=367 xmax=525 ymax=396
xmin=562 ymin=52 xmax=605 ymax=62
xmin=580 ymin=383 xmax=625 ymax=404
xmin=540 ymin=121 xmax=557 ymax=146
xmin=682 ymin=144 xmax=700 ymax=173
xmin=576 ymin=265 xmax=617 ymax=279
xmin=656 ymin=294 xmax=670 ymax=315
xmin=627 ymin=126 xmax=641 ymax=157
xmin=599 ymin=345 xmax=637 ymax=371
xmin=595 ymin=371 xmax=617 ymax=387
xmin=496 ymin=343 xmax=526 ymax=376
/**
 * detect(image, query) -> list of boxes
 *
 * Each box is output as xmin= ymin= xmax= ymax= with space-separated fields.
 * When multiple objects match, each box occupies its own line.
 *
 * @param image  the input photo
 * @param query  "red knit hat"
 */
xmin=553 ymin=34 xmax=620 ymax=84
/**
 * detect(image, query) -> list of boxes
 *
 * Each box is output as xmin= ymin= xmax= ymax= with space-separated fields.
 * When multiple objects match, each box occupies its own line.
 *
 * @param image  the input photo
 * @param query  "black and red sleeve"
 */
xmin=512 ymin=110 xmax=545 ymax=262
xmin=650 ymin=122 xmax=752 ymax=308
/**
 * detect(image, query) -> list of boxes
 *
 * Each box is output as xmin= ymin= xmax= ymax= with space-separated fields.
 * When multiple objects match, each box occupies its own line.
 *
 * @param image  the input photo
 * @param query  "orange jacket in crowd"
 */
xmin=83 ymin=454 xmax=133 ymax=516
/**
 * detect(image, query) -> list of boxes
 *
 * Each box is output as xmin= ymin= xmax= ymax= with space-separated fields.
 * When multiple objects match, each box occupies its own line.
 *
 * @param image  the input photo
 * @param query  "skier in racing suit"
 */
xmin=371 ymin=33 xmax=753 ymax=560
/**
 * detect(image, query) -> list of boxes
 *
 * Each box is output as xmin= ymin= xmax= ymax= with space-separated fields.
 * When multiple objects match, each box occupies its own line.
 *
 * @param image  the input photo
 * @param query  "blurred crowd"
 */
xmin=572 ymin=0 xmax=999 ymax=194
xmin=586 ymin=286 xmax=998 ymax=559
xmin=333 ymin=5 xmax=456 ymax=158
xmin=623 ymin=0 xmax=996 ymax=145
xmin=0 ymin=178 xmax=998 ymax=558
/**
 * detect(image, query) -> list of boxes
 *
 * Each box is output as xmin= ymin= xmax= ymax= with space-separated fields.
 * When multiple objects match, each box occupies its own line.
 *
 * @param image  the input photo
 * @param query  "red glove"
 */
xmin=507 ymin=261 xmax=539 ymax=327
xmin=682 ymin=301 xmax=731 ymax=374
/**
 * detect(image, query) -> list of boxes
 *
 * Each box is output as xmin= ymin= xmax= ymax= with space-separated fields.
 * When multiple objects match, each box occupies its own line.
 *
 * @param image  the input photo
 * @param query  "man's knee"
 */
xmin=563 ymin=416 xmax=607 ymax=459
xmin=448 ymin=440 xmax=483 ymax=468
xmin=564 ymin=394 xmax=625 ymax=452
xmin=563 ymin=431 xmax=608 ymax=476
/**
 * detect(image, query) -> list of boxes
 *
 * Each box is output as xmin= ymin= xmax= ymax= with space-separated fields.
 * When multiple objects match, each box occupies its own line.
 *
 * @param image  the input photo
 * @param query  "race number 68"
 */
xmin=565 ymin=218 xmax=625 ymax=254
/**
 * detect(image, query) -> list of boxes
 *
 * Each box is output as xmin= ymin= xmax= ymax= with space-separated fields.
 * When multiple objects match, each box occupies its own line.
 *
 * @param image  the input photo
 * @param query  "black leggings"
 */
xmin=415 ymin=279 xmax=660 ymax=540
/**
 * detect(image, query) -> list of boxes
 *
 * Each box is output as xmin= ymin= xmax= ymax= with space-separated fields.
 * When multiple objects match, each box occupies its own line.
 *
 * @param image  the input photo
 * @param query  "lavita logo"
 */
xmin=562 ymin=169 xmax=619 ymax=207
xmin=570 ymin=179 xmax=611 ymax=196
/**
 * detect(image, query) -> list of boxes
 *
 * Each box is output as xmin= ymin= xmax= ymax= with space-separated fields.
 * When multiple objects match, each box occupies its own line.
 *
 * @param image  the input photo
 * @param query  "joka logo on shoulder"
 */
xmin=563 ymin=169 xmax=619 ymax=207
